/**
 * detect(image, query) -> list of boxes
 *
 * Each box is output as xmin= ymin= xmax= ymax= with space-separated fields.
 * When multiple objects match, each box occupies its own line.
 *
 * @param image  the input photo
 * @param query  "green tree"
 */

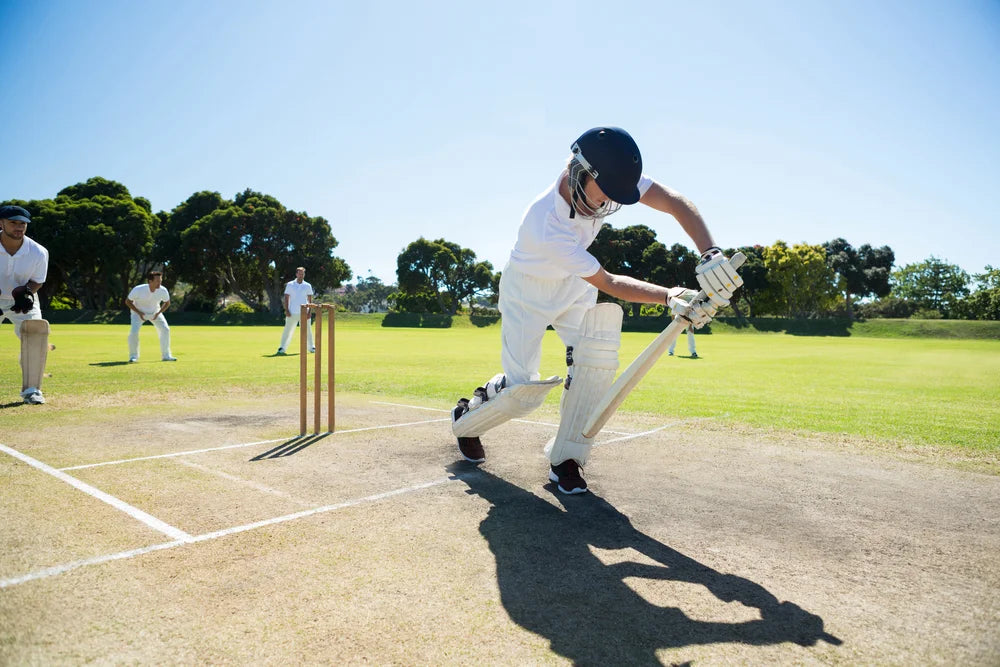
xmin=395 ymin=237 xmax=494 ymax=314
xmin=763 ymin=241 xmax=839 ymax=318
xmin=154 ymin=191 xmax=231 ymax=310
xmin=723 ymin=245 xmax=771 ymax=319
xmin=953 ymin=266 xmax=1000 ymax=320
xmin=823 ymin=239 xmax=895 ymax=319
xmin=336 ymin=274 xmax=396 ymax=313
xmin=891 ymin=257 xmax=969 ymax=318
xmin=159 ymin=189 xmax=351 ymax=314
xmin=14 ymin=178 xmax=160 ymax=309
xmin=646 ymin=242 xmax=699 ymax=289
xmin=591 ymin=225 xmax=689 ymax=316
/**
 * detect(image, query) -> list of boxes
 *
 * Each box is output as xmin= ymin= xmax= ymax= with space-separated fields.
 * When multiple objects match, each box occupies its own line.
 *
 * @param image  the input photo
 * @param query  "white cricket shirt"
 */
xmin=127 ymin=284 xmax=170 ymax=314
xmin=284 ymin=280 xmax=314 ymax=310
xmin=0 ymin=236 xmax=49 ymax=299
xmin=506 ymin=172 xmax=654 ymax=280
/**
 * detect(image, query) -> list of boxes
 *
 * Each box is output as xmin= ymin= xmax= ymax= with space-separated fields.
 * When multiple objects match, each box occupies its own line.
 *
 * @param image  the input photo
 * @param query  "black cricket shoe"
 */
xmin=451 ymin=398 xmax=485 ymax=463
xmin=549 ymin=459 xmax=587 ymax=494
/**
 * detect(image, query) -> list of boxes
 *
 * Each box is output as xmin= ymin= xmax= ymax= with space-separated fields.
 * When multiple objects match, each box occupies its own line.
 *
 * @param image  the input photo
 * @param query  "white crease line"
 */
xmin=0 ymin=540 xmax=186 ymax=589
xmin=598 ymin=417 xmax=712 ymax=445
xmin=174 ymin=458 xmax=313 ymax=507
xmin=58 ymin=418 xmax=449 ymax=472
xmin=0 ymin=475 xmax=459 ymax=589
xmin=372 ymin=401 xmax=449 ymax=412
xmin=371 ymin=401 xmax=633 ymax=436
xmin=189 ymin=477 xmax=453 ymax=543
xmin=60 ymin=438 xmax=288 ymax=471
xmin=0 ymin=443 xmax=192 ymax=542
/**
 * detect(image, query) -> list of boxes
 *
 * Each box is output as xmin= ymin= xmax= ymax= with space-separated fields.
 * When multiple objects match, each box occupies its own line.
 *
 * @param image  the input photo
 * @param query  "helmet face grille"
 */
xmin=568 ymin=158 xmax=622 ymax=221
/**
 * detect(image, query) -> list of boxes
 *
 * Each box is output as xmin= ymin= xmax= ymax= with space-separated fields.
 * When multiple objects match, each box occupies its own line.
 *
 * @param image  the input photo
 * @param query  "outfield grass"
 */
xmin=2 ymin=321 xmax=998 ymax=452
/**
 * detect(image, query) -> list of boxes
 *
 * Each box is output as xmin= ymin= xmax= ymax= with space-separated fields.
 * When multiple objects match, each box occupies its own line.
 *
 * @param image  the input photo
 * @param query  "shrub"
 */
xmin=856 ymin=297 xmax=918 ymax=319
xmin=221 ymin=301 xmax=254 ymax=315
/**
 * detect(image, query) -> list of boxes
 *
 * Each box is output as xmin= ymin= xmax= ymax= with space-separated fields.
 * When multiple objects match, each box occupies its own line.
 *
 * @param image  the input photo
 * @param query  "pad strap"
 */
xmin=452 ymin=376 xmax=562 ymax=437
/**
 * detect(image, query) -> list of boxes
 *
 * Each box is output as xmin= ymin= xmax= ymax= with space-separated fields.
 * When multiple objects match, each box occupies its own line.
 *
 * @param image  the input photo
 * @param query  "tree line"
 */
xmin=7 ymin=177 xmax=350 ymax=316
xmin=5 ymin=176 xmax=997 ymax=320
xmin=388 ymin=228 xmax=998 ymax=321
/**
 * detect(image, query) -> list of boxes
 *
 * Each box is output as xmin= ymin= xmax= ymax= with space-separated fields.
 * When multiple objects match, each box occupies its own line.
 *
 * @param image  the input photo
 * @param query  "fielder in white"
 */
xmin=668 ymin=324 xmax=698 ymax=358
xmin=125 ymin=271 xmax=176 ymax=362
xmin=450 ymin=127 xmax=741 ymax=494
xmin=277 ymin=266 xmax=315 ymax=355
xmin=0 ymin=205 xmax=50 ymax=404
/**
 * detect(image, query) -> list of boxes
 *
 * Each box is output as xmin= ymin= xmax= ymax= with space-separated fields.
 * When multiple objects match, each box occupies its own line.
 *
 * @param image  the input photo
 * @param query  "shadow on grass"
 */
xmin=448 ymin=464 xmax=841 ymax=663
xmin=0 ymin=401 xmax=26 ymax=410
xmin=250 ymin=433 xmax=331 ymax=460
xmin=89 ymin=361 xmax=132 ymax=367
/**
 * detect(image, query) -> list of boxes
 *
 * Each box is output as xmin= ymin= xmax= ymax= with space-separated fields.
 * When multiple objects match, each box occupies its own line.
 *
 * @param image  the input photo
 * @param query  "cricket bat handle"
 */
xmin=581 ymin=251 xmax=746 ymax=438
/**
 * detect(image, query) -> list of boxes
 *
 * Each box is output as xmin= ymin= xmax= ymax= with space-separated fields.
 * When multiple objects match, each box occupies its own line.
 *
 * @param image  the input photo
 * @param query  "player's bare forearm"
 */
xmin=639 ymin=182 xmax=715 ymax=252
xmin=583 ymin=268 xmax=669 ymax=305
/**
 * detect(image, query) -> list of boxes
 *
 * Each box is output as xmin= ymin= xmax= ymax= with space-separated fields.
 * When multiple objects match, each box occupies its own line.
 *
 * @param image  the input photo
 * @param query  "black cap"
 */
xmin=0 ymin=205 xmax=31 ymax=223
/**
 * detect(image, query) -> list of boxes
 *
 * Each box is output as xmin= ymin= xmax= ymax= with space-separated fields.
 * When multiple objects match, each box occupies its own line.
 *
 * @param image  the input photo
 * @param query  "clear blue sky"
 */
xmin=2 ymin=0 xmax=997 ymax=285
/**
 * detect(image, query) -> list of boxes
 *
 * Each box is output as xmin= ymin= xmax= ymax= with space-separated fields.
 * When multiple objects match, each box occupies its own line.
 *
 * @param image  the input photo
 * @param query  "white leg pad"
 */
xmin=544 ymin=303 xmax=622 ymax=466
xmin=20 ymin=319 xmax=50 ymax=392
xmin=452 ymin=376 xmax=562 ymax=437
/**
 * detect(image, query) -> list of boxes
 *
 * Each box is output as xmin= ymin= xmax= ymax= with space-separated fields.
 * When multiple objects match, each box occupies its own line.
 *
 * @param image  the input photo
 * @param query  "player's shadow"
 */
xmin=0 ymin=401 xmax=27 ymax=409
xmin=250 ymin=433 xmax=330 ymax=460
xmin=263 ymin=352 xmax=300 ymax=358
xmin=448 ymin=464 xmax=841 ymax=664
xmin=89 ymin=361 xmax=132 ymax=367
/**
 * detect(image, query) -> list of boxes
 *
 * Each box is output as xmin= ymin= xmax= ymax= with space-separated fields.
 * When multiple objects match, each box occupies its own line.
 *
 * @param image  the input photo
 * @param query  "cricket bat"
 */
xmin=581 ymin=252 xmax=746 ymax=438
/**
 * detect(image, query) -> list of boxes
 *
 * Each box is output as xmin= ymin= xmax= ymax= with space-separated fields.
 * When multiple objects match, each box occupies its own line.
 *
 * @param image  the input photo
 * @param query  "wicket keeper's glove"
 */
xmin=11 ymin=285 xmax=34 ymax=313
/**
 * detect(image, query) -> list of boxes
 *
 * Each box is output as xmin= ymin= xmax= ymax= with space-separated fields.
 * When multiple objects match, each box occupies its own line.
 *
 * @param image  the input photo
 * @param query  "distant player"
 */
xmin=0 ymin=204 xmax=51 ymax=404
xmin=125 ymin=271 xmax=177 ymax=362
xmin=668 ymin=323 xmax=698 ymax=358
xmin=277 ymin=266 xmax=315 ymax=355
xmin=450 ymin=127 xmax=740 ymax=493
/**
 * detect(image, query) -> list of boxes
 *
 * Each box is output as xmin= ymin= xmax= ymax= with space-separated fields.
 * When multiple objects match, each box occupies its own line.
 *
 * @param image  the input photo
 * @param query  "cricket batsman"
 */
xmin=450 ymin=127 xmax=742 ymax=494
xmin=0 ymin=205 xmax=51 ymax=405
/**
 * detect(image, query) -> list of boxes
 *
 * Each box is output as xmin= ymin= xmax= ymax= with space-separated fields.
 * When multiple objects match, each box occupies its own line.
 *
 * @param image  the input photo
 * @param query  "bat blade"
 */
xmin=581 ymin=251 xmax=746 ymax=438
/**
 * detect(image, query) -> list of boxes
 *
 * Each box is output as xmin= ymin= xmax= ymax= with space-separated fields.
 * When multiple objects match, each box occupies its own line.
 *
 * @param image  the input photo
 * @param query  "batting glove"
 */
xmin=669 ymin=296 xmax=717 ymax=329
xmin=10 ymin=285 xmax=34 ymax=313
xmin=695 ymin=247 xmax=743 ymax=307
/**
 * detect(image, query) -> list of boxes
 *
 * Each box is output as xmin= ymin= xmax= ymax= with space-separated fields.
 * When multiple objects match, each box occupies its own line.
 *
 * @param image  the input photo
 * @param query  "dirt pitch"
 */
xmin=1 ymin=392 xmax=998 ymax=665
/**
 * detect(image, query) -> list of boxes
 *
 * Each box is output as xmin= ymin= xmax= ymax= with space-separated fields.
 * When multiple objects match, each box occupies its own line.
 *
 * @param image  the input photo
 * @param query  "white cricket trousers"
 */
xmin=0 ymin=299 xmax=42 ymax=338
xmin=497 ymin=264 xmax=598 ymax=385
xmin=279 ymin=310 xmax=314 ymax=352
xmin=1 ymin=300 xmax=43 ymax=386
xmin=668 ymin=327 xmax=697 ymax=355
xmin=128 ymin=312 xmax=172 ymax=360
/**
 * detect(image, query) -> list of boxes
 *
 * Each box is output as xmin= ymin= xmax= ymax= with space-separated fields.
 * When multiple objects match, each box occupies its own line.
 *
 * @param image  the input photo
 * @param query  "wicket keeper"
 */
xmin=450 ymin=128 xmax=741 ymax=494
xmin=0 ymin=205 xmax=51 ymax=405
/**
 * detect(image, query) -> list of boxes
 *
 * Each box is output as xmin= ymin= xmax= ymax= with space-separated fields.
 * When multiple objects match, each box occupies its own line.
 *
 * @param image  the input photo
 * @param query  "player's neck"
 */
xmin=0 ymin=232 xmax=23 ymax=256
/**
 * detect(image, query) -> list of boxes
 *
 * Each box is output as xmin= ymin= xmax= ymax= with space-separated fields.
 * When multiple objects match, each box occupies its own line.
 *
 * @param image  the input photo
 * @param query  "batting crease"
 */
xmin=0 ymin=475 xmax=457 ymax=589
xmin=1 ymin=408 xmax=709 ymax=589
xmin=0 ymin=443 xmax=192 ymax=543
xmin=58 ymin=418 xmax=450 ymax=471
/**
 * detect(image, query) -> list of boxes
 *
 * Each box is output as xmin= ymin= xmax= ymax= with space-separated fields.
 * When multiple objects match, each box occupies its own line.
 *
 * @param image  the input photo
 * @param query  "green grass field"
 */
xmin=3 ymin=319 xmax=998 ymax=452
